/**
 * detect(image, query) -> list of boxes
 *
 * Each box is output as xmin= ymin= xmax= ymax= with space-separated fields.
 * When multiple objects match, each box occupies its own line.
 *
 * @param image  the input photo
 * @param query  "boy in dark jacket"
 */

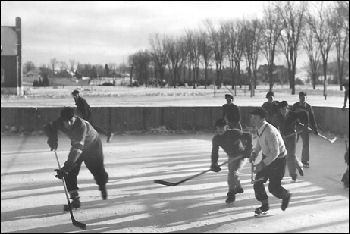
xmin=44 ymin=107 xmax=109 ymax=210
xmin=211 ymin=119 xmax=252 ymax=204
xmin=222 ymin=94 xmax=242 ymax=130
xmin=71 ymin=89 xmax=113 ymax=143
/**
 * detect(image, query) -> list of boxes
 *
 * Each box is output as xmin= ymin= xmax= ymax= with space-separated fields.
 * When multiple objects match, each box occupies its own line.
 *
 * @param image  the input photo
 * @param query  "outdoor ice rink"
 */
xmin=1 ymin=133 xmax=349 ymax=233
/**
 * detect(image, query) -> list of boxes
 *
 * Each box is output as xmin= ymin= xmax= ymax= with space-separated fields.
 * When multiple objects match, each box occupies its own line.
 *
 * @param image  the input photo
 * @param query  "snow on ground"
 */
xmin=1 ymin=85 xmax=347 ymax=108
xmin=1 ymin=134 xmax=349 ymax=233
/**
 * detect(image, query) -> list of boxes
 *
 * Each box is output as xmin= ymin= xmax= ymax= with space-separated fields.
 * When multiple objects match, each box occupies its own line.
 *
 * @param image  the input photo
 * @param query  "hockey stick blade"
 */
xmin=72 ymin=217 xmax=87 ymax=230
xmin=319 ymin=134 xmax=337 ymax=143
xmin=154 ymin=179 xmax=178 ymax=186
xmin=330 ymin=137 xmax=337 ymax=144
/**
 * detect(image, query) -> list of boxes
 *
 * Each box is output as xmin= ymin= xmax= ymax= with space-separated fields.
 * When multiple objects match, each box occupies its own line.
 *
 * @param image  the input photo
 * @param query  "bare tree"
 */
xmin=303 ymin=23 xmax=321 ymax=89
xmin=233 ymin=21 xmax=245 ymax=89
xmin=59 ymin=61 xmax=68 ymax=72
xmin=185 ymin=30 xmax=201 ymax=89
xmin=334 ymin=1 xmax=349 ymax=91
xmin=185 ymin=31 xmax=194 ymax=85
xmin=262 ymin=2 xmax=284 ymax=91
xmin=198 ymin=29 xmax=213 ymax=89
xmin=164 ymin=36 xmax=186 ymax=88
xmin=149 ymin=33 xmax=168 ymax=86
xmin=69 ymin=59 xmax=76 ymax=73
xmin=222 ymin=20 xmax=238 ymax=90
xmin=243 ymin=19 xmax=263 ymax=97
xmin=50 ymin=58 xmax=57 ymax=75
xmin=308 ymin=2 xmax=337 ymax=99
xmin=206 ymin=20 xmax=225 ymax=89
xmin=130 ymin=50 xmax=151 ymax=86
xmin=276 ymin=1 xmax=308 ymax=94
xmin=23 ymin=60 xmax=36 ymax=73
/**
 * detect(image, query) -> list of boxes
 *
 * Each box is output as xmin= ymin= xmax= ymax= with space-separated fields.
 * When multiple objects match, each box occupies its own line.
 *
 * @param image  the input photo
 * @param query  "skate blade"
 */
xmin=254 ymin=212 xmax=269 ymax=217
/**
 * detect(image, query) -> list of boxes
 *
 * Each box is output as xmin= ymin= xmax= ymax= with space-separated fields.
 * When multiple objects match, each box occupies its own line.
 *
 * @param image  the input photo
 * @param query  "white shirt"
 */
xmin=253 ymin=121 xmax=287 ymax=166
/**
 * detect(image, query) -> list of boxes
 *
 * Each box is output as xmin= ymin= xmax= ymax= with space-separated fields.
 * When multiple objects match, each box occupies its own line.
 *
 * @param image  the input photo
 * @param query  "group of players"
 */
xmin=43 ymin=87 xmax=348 ymax=216
xmin=212 ymin=90 xmax=348 ymax=216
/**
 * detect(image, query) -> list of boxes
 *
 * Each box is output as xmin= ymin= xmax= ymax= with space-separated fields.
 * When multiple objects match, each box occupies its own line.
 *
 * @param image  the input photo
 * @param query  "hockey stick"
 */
xmin=317 ymin=133 xmax=337 ymax=144
xmin=154 ymin=156 xmax=244 ymax=186
xmin=53 ymin=151 xmax=86 ymax=230
xmin=298 ymin=123 xmax=337 ymax=144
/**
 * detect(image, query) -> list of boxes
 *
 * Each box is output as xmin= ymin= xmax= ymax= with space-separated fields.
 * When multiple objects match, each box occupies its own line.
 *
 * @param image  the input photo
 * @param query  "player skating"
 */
xmin=275 ymin=101 xmax=305 ymax=182
xmin=249 ymin=107 xmax=291 ymax=216
xmin=292 ymin=92 xmax=319 ymax=168
xmin=44 ymin=107 xmax=109 ymax=211
xmin=210 ymin=119 xmax=252 ymax=204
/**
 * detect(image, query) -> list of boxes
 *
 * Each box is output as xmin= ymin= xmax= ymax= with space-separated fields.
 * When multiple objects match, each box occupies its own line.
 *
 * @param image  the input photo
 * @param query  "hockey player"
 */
xmin=276 ymin=101 xmax=305 ymax=182
xmin=71 ymin=89 xmax=113 ymax=143
xmin=249 ymin=107 xmax=291 ymax=216
xmin=44 ymin=107 xmax=109 ymax=211
xmin=292 ymin=92 xmax=318 ymax=168
xmin=222 ymin=94 xmax=242 ymax=130
xmin=210 ymin=118 xmax=252 ymax=204
xmin=262 ymin=91 xmax=280 ymax=128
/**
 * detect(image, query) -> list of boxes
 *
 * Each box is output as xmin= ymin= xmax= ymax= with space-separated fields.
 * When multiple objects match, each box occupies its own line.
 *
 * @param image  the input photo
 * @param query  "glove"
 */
xmin=313 ymin=129 xmax=319 ymax=135
xmin=54 ymin=168 xmax=68 ymax=179
xmin=210 ymin=164 xmax=221 ymax=173
xmin=249 ymin=152 xmax=258 ymax=163
xmin=47 ymin=137 xmax=58 ymax=151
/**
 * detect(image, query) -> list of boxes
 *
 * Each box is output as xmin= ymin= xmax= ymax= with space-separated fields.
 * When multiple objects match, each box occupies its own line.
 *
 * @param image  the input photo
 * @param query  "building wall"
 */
xmin=1 ymin=56 xmax=17 ymax=87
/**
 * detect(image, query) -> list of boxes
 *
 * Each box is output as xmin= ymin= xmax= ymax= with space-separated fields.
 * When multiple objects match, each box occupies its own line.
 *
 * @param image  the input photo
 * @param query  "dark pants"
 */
xmin=253 ymin=157 xmax=288 ymax=202
xmin=300 ymin=129 xmax=310 ymax=163
xmin=285 ymin=135 xmax=303 ymax=177
xmin=65 ymin=138 xmax=108 ymax=192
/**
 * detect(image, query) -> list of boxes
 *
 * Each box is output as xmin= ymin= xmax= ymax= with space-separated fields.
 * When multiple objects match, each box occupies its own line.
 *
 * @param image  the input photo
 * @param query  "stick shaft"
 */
xmin=53 ymin=151 xmax=86 ymax=229
xmin=155 ymin=156 xmax=243 ymax=186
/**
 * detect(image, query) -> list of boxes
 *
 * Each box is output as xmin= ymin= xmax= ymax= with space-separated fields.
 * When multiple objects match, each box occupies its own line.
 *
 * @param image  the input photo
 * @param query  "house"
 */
xmin=1 ymin=17 xmax=22 ymax=95
xmin=256 ymin=64 xmax=288 ymax=84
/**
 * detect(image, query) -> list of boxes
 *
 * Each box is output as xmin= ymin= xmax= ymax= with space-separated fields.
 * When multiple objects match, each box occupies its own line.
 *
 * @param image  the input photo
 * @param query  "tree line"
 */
xmin=129 ymin=1 xmax=349 ymax=98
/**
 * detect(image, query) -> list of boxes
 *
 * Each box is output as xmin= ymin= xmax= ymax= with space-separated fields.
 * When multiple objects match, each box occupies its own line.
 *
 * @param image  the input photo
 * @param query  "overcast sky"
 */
xmin=1 ymin=1 xmax=268 ymax=66
xmin=1 ymin=1 xmax=322 ymax=70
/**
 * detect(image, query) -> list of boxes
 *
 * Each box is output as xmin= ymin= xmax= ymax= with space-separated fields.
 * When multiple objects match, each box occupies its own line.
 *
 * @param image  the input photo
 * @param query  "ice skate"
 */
xmin=64 ymin=197 xmax=80 ymax=212
xmin=99 ymin=184 xmax=108 ymax=200
xmin=225 ymin=191 xmax=236 ymax=204
xmin=281 ymin=192 xmax=291 ymax=211
xmin=254 ymin=204 xmax=269 ymax=217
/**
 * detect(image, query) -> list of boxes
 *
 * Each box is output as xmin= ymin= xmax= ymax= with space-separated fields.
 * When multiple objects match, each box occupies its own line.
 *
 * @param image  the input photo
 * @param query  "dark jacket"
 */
xmin=211 ymin=129 xmax=248 ymax=165
xmin=74 ymin=96 xmax=91 ymax=121
xmin=49 ymin=117 xmax=99 ymax=170
xmin=222 ymin=103 xmax=241 ymax=128
xmin=291 ymin=102 xmax=318 ymax=131
xmin=276 ymin=110 xmax=307 ymax=137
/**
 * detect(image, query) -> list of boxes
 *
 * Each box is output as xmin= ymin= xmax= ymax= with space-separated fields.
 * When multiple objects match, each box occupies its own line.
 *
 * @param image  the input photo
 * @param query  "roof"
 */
xmin=1 ymin=27 xmax=18 ymax=56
